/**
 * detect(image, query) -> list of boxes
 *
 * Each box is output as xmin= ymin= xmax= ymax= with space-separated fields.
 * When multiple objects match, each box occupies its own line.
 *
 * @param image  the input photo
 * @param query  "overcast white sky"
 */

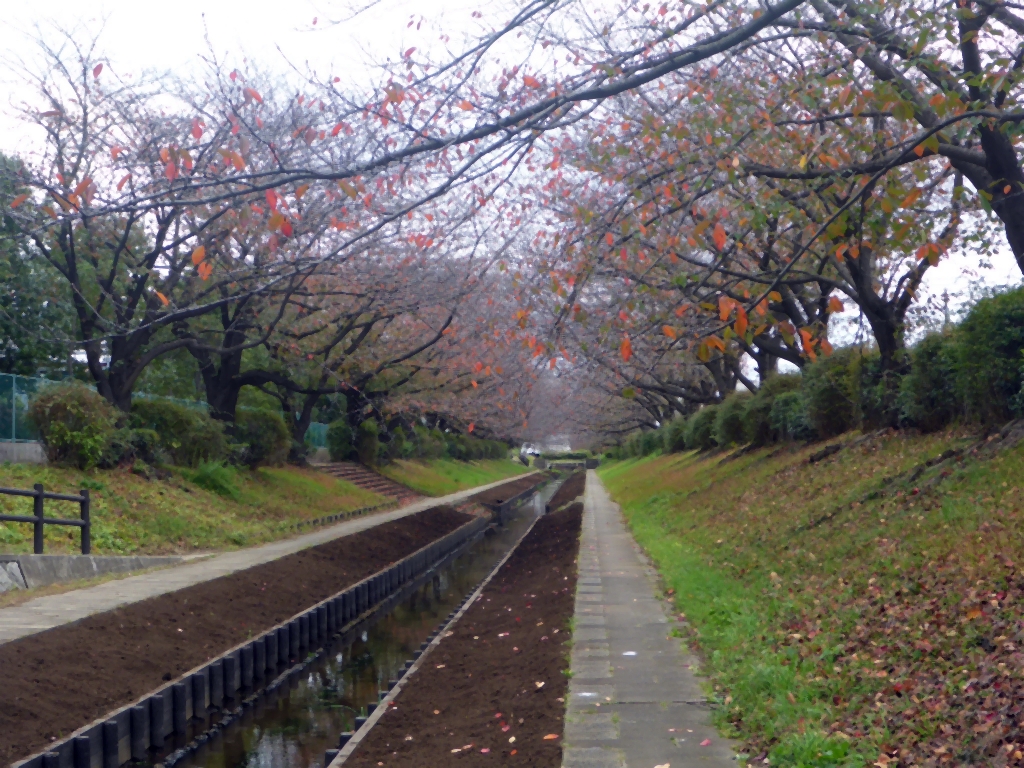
xmin=1 ymin=0 xmax=1020 ymax=322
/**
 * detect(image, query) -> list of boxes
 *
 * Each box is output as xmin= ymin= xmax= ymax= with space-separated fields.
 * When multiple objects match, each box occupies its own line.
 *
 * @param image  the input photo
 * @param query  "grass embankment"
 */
xmin=599 ymin=431 xmax=1024 ymax=767
xmin=379 ymin=458 xmax=529 ymax=496
xmin=0 ymin=464 xmax=385 ymax=556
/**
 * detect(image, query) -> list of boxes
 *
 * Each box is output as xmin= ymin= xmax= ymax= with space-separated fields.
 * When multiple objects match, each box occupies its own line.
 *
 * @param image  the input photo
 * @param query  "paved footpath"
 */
xmin=0 ymin=472 xmax=534 ymax=646
xmin=562 ymin=471 xmax=737 ymax=768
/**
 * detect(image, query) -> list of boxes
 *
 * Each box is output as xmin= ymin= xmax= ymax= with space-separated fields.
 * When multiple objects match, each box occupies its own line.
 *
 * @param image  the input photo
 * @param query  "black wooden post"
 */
xmin=33 ymin=483 xmax=44 ymax=554
xmin=80 ymin=489 xmax=91 ymax=555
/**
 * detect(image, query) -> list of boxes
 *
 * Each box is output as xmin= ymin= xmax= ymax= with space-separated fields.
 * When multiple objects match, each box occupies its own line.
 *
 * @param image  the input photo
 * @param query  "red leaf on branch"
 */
xmin=93 ymin=63 xmax=103 ymax=79
xmin=713 ymin=222 xmax=727 ymax=250
xmin=191 ymin=118 xmax=204 ymax=139
xmin=620 ymin=336 xmax=632 ymax=363
xmin=9 ymin=194 xmax=28 ymax=208
xmin=523 ymin=75 xmax=542 ymax=88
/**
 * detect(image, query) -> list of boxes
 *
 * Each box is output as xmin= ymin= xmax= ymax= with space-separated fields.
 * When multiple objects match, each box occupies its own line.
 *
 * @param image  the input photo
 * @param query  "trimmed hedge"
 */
xmin=685 ymin=406 xmax=719 ymax=451
xmin=714 ymin=391 xmax=752 ymax=447
xmin=130 ymin=400 xmax=228 ymax=467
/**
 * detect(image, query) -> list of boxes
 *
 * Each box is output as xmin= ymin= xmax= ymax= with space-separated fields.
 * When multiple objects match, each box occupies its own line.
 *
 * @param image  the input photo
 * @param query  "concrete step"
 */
xmin=321 ymin=462 xmax=421 ymax=504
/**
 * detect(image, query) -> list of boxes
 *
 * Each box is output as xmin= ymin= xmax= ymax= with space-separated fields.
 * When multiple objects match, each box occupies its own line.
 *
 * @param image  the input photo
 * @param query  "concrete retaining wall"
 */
xmin=12 ymin=512 xmax=491 ymax=768
xmin=0 ymin=555 xmax=186 ymax=592
xmin=0 ymin=442 xmax=46 ymax=465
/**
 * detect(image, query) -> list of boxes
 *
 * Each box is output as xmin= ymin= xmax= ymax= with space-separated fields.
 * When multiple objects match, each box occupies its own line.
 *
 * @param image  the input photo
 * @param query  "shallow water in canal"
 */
xmin=163 ymin=484 xmax=558 ymax=768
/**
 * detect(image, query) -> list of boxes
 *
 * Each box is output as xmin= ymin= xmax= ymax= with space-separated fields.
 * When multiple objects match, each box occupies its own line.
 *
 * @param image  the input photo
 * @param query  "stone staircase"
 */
xmin=320 ymin=462 xmax=422 ymax=505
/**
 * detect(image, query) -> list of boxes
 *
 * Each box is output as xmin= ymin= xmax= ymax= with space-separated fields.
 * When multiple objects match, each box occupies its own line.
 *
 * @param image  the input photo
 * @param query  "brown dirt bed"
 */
xmin=0 ymin=506 xmax=472 ymax=765
xmin=346 ymin=501 xmax=583 ymax=768
xmin=546 ymin=472 xmax=586 ymax=511
xmin=468 ymin=473 xmax=551 ymax=507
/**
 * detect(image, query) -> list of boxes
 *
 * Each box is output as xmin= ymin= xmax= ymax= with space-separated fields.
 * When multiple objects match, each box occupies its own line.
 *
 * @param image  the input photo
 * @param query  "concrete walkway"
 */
xmin=562 ymin=471 xmax=736 ymax=768
xmin=0 ymin=472 xmax=534 ymax=645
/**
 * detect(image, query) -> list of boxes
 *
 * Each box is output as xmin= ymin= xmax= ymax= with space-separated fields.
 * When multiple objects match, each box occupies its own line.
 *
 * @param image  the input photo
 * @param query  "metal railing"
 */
xmin=0 ymin=484 xmax=91 ymax=554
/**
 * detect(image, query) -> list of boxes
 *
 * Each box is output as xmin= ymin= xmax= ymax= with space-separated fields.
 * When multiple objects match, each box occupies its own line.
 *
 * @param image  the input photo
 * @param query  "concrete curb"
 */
xmin=0 ymin=555 xmax=185 ymax=591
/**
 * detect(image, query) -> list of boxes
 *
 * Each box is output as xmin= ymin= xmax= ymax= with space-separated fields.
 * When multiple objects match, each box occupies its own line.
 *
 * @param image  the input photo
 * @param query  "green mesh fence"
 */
xmin=304 ymin=421 xmax=328 ymax=448
xmin=0 ymin=372 xmax=329 ymax=447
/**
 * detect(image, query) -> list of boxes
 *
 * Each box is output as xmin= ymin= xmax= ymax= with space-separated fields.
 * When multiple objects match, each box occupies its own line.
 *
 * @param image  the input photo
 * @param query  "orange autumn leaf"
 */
xmin=191 ymin=246 xmax=206 ymax=265
xmin=604 ymin=232 xmax=614 ymax=246
xmin=735 ymin=306 xmax=748 ymax=337
xmin=458 ymin=100 xmax=474 ymax=110
xmin=523 ymin=75 xmax=542 ymax=89
xmin=620 ymin=336 xmax=632 ymax=363
xmin=467 ymin=423 xmax=475 ymax=433
xmin=901 ymin=188 xmax=922 ymax=208
xmin=155 ymin=291 xmax=169 ymax=306
xmin=198 ymin=261 xmax=213 ymax=281
xmin=712 ymin=222 xmax=727 ymax=251
xmin=662 ymin=325 xmax=677 ymax=339
xmin=718 ymin=296 xmax=735 ymax=321
xmin=9 ymin=194 xmax=28 ymax=208
xmin=828 ymin=296 xmax=845 ymax=313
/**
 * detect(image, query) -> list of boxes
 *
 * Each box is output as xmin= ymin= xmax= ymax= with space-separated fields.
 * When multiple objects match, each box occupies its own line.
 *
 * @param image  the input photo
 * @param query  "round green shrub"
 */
xmin=742 ymin=374 xmax=802 ymax=445
xmin=639 ymin=429 xmax=662 ymax=456
xmin=769 ymin=392 xmax=816 ymax=441
xmin=685 ymin=406 xmax=719 ymax=451
xmin=235 ymin=409 xmax=290 ymax=468
xmin=954 ymin=286 xmax=1024 ymax=423
xmin=29 ymin=384 xmax=118 ymax=469
xmin=326 ymin=419 xmax=355 ymax=461
xmin=663 ymin=415 xmax=689 ymax=453
xmin=714 ymin=391 xmax=752 ymax=447
xmin=356 ymin=419 xmax=381 ymax=466
xmin=800 ymin=348 xmax=862 ymax=438
xmin=898 ymin=332 xmax=960 ymax=431
xmin=130 ymin=399 xmax=227 ymax=467
xmin=101 ymin=427 xmax=165 ymax=468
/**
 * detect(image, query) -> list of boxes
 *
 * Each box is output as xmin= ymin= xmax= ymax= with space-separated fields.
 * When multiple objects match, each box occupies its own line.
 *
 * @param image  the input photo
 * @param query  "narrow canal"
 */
xmin=161 ymin=483 xmax=558 ymax=768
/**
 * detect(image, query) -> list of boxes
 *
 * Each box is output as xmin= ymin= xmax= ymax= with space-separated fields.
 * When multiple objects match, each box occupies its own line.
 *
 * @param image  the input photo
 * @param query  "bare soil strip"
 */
xmin=344 ymin=501 xmax=584 ymax=768
xmin=546 ymin=472 xmax=585 ymax=511
xmin=0 ymin=506 xmax=471 ymax=765
xmin=467 ymin=473 xmax=550 ymax=507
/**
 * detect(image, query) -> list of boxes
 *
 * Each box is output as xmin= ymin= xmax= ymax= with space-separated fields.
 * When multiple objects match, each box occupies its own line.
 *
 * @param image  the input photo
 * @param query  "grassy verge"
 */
xmin=0 ymin=463 xmax=386 ymax=555
xmin=599 ymin=430 xmax=1024 ymax=767
xmin=379 ymin=458 xmax=529 ymax=496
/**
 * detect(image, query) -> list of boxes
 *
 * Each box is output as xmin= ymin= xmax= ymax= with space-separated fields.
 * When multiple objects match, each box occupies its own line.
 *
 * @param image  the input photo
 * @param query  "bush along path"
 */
xmin=561 ymin=472 xmax=736 ymax=768
xmin=0 ymin=507 xmax=472 ymax=766
xmin=342 ymin=501 xmax=584 ymax=767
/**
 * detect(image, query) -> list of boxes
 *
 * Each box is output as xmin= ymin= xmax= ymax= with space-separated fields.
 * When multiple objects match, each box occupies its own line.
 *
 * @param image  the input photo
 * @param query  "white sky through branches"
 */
xmin=0 ymin=0 xmax=1019 ymax=340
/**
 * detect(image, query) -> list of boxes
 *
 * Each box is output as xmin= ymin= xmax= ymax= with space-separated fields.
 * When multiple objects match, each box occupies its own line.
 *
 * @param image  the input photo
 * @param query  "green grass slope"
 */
xmin=599 ymin=429 xmax=1024 ymax=767
xmin=379 ymin=458 xmax=529 ymax=496
xmin=0 ymin=464 xmax=386 ymax=555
